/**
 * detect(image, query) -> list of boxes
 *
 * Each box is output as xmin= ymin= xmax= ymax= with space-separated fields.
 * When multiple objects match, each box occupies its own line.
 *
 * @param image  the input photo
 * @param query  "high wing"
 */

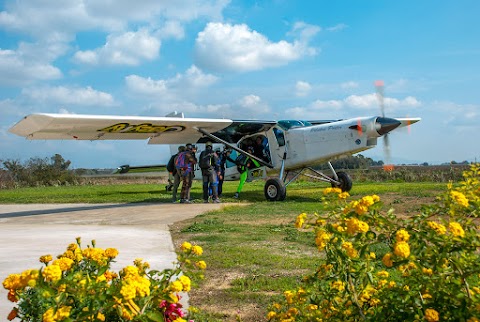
xmin=9 ymin=113 xmax=276 ymax=144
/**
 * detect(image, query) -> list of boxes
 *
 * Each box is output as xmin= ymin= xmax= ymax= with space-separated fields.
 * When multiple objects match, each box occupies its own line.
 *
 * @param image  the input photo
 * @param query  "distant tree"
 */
xmin=1 ymin=154 xmax=78 ymax=187
xmin=316 ymin=154 xmax=383 ymax=170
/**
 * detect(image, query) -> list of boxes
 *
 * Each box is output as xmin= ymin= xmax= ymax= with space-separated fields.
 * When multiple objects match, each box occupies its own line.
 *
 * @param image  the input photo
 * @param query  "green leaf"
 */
xmin=145 ymin=311 xmax=165 ymax=322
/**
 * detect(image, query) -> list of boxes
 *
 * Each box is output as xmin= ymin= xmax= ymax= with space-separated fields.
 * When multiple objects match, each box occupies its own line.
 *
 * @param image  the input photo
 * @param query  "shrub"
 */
xmin=1 ymin=154 xmax=79 ymax=187
xmin=3 ymin=238 xmax=206 ymax=321
xmin=268 ymin=164 xmax=480 ymax=321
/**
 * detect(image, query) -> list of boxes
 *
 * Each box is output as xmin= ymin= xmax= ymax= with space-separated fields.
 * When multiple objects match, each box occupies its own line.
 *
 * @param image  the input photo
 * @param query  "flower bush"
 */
xmin=268 ymin=164 xmax=480 ymax=321
xmin=3 ymin=238 xmax=206 ymax=321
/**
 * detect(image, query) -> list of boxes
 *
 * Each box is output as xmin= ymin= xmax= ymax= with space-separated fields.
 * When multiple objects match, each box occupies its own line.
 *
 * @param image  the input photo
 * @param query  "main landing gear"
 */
xmin=263 ymin=162 xmax=353 ymax=201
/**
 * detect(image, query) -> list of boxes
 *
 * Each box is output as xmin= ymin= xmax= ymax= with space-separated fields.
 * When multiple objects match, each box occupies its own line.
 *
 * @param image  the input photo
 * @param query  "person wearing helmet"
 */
xmin=234 ymin=146 xmax=260 ymax=199
xmin=167 ymin=145 xmax=185 ymax=202
xmin=199 ymin=141 xmax=221 ymax=203
xmin=177 ymin=143 xmax=197 ymax=203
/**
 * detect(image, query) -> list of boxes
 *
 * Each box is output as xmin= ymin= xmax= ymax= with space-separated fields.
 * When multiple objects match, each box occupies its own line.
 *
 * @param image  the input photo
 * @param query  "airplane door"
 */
xmin=266 ymin=126 xmax=287 ymax=169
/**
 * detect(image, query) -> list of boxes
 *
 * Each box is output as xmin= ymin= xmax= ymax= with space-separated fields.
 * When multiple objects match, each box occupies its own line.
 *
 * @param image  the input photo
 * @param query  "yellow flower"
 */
xmin=338 ymin=192 xmax=350 ymax=199
xmin=295 ymin=213 xmax=307 ymax=228
xmin=394 ymin=241 xmax=410 ymax=258
xmin=422 ymin=267 xmax=433 ymax=275
xmin=395 ymin=229 xmax=410 ymax=242
xmin=121 ymin=266 xmax=139 ymax=278
xmin=120 ymin=283 xmax=137 ymax=300
xmin=425 ymin=308 xmax=440 ymax=322
xmin=3 ymin=274 xmax=22 ymax=290
xmin=42 ymin=265 xmax=62 ymax=282
xmin=345 ymin=217 xmax=369 ymax=235
xmin=39 ymin=254 xmax=53 ymax=264
xmin=170 ymin=280 xmax=183 ymax=293
xmin=331 ymin=280 xmax=345 ymax=291
xmin=192 ymin=245 xmax=203 ymax=256
xmin=284 ymin=290 xmax=294 ymax=304
xmin=195 ymin=260 xmax=207 ymax=270
xmin=448 ymin=222 xmax=465 ymax=237
xmin=181 ymin=241 xmax=192 ymax=252
xmin=427 ymin=221 xmax=447 ymax=235
xmin=450 ymin=190 xmax=469 ymax=207
xmin=53 ymin=258 xmax=74 ymax=271
xmin=323 ymin=187 xmax=342 ymax=195
xmin=370 ymin=298 xmax=381 ymax=306
xmin=377 ymin=270 xmax=389 ymax=278
xmin=104 ymin=248 xmax=119 ymax=258
xmin=267 ymin=311 xmax=276 ymax=319
xmin=315 ymin=230 xmax=331 ymax=250
xmin=382 ymin=253 xmax=393 ymax=267
xmin=342 ymin=242 xmax=358 ymax=258
xmin=179 ymin=275 xmax=191 ymax=292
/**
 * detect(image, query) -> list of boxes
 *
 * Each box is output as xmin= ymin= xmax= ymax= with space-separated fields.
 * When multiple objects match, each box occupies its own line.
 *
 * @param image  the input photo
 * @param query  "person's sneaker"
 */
xmin=213 ymin=198 xmax=221 ymax=203
xmin=234 ymin=192 xmax=239 ymax=199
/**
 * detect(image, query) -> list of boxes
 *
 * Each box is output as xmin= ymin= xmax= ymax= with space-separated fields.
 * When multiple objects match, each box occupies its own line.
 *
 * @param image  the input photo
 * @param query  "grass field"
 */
xmin=0 ymin=178 xmax=448 ymax=321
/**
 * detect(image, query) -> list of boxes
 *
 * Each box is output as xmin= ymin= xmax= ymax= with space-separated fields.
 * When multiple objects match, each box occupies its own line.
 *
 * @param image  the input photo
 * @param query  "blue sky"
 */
xmin=1 ymin=0 xmax=479 ymax=168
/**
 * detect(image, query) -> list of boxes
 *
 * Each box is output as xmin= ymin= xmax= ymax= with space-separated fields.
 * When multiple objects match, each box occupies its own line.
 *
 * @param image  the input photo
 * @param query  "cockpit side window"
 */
xmin=277 ymin=120 xmax=312 ymax=130
xmin=273 ymin=127 xmax=285 ymax=147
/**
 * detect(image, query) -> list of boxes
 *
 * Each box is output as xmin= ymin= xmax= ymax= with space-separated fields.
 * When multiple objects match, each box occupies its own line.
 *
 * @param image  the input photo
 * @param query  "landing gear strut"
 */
xmin=263 ymin=161 xmax=353 ymax=201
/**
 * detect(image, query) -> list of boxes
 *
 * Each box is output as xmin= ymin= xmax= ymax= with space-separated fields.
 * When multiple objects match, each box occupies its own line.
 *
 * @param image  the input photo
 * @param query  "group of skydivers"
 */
xmin=166 ymin=137 xmax=268 ymax=204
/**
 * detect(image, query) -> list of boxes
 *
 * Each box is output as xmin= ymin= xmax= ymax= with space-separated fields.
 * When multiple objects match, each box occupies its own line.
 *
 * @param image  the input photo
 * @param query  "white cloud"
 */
xmin=285 ymin=93 xmax=422 ymax=120
xmin=155 ymin=20 xmax=185 ymax=40
xmin=341 ymin=81 xmax=359 ymax=90
xmin=0 ymin=99 xmax=24 ymax=117
xmin=345 ymin=94 xmax=421 ymax=110
xmin=74 ymin=29 xmax=160 ymax=66
xmin=22 ymin=86 xmax=115 ymax=107
xmin=0 ymin=0 xmax=229 ymax=37
xmin=326 ymin=23 xmax=348 ymax=32
xmin=289 ymin=22 xmax=321 ymax=41
xmin=125 ymin=65 xmax=218 ymax=98
xmin=430 ymin=101 xmax=479 ymax=129
xmin=0 ymin=48 xmax=62 ymax=86
xmin=125 ymin=75 xmax=169 ymax=96
xmin=311 ymin=99 xmax=344 ymax=110
xmin=194 ymin=22 xmax=318 ymax=72
xmin=295 ymin=81 xmax=312 ymax=97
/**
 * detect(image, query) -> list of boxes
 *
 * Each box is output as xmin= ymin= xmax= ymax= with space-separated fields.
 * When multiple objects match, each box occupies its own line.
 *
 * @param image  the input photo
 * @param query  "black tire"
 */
xmin=264 ymin=178 xmax=287 ymax=201
xmin=331 ymin=171 xmax=353 ymax=192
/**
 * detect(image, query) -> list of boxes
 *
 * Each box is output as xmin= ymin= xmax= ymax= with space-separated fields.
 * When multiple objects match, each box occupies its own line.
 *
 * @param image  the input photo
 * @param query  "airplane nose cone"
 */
xmin=376 ymin=117 xmax=401 ymax=135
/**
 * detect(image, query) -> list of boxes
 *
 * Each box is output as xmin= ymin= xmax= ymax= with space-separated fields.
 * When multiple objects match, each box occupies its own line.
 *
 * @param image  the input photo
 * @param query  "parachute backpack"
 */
xmin=235 ymin=154 xmax=248 ymax=173
xmin=199 ymin=150 xmax=214 ymax=169
xmin=175 ymin=152 xmax=188 ymax=172
xmin=167 ymin=154 xmax=177 ymax=174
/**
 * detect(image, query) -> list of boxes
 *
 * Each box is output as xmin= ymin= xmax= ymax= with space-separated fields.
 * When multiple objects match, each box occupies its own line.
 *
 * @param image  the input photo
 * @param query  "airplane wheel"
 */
xmin=264 ymin=178 xmax=287 ymax=201
xmin=331 ymin=171 xmax=353 ymax=192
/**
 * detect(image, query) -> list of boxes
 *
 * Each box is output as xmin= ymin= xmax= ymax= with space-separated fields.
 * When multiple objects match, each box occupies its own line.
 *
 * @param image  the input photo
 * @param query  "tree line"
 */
xmin=0 ymin=154 xmax=78 ymax=189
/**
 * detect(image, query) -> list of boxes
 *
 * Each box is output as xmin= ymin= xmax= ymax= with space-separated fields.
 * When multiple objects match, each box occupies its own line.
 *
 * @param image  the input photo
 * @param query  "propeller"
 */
xmin=375 ymin=80 xmax=394 ymax=170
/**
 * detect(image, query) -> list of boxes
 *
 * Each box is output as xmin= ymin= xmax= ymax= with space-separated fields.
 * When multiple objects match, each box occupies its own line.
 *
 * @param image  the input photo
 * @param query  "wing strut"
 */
xmin=194 ymin=127 xmax=274 ymax=168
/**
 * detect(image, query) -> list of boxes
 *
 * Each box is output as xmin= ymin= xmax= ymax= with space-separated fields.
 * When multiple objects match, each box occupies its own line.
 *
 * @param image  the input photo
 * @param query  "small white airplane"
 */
xmin=9 ymin=109 xmax=420 ymax=201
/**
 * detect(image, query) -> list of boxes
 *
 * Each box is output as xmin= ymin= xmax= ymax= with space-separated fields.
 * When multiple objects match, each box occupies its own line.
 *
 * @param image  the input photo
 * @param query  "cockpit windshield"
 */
xmin=277 ymin=120 xmax=313 ymax=130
